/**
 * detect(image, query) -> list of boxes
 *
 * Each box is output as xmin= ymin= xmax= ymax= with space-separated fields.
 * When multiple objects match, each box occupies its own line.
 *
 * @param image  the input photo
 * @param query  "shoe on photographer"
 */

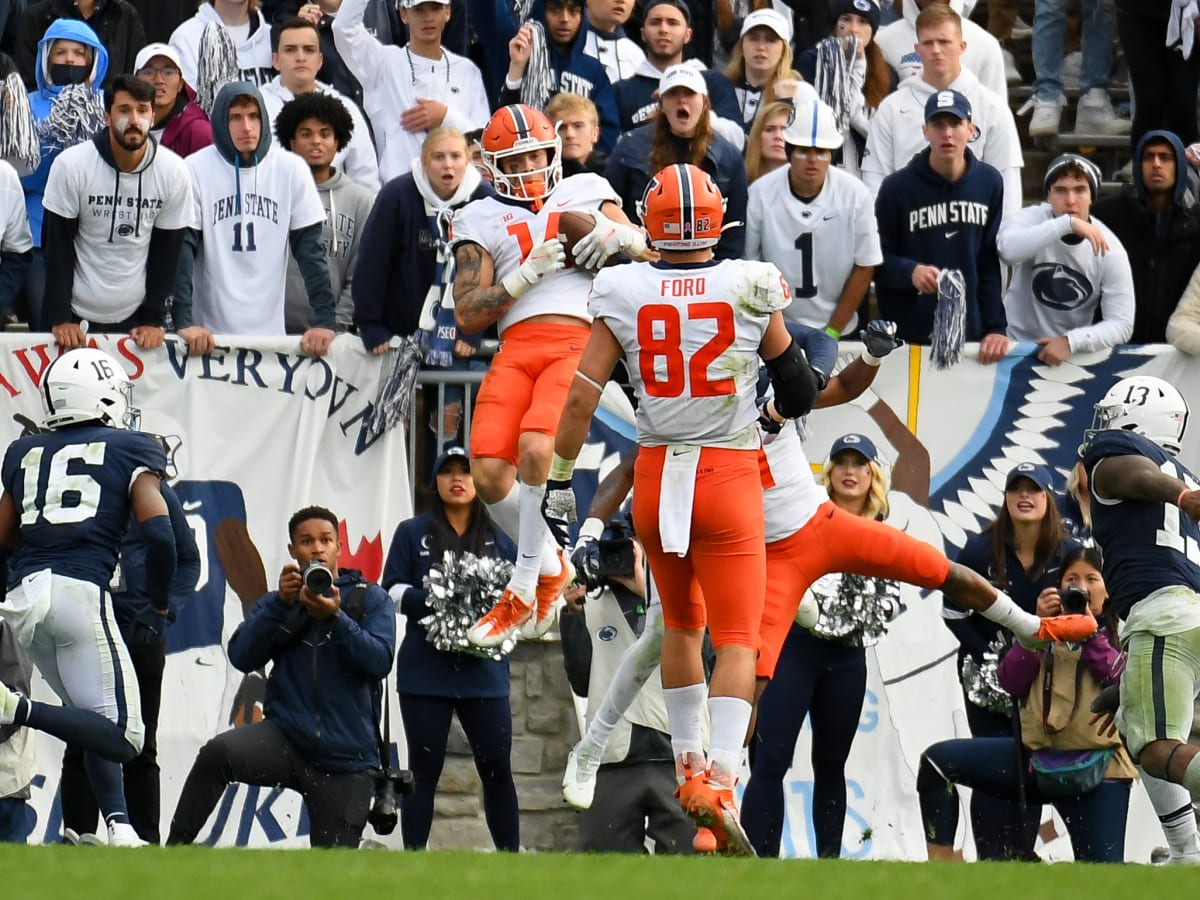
xmin=1035 ymin=613 xmax=1097 ymax=643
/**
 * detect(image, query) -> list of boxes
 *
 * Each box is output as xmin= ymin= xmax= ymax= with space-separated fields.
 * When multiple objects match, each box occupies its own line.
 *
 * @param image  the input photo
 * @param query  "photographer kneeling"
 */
xmin=917 ymin=547 xmax=1135 ymax=862
xmin=167 ymin=506 xmax=396 ymax=848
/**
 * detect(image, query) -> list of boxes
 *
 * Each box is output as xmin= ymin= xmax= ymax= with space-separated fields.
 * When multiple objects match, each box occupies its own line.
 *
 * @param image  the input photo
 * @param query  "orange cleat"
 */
xmin=467 ymin=589 xmax=533 ymax=647
xmin=521 ymin=549 xmax=574 ymax=639
xmin=1035 ymin=613 xmax=1098 ymax=644
xmin=693 ymin=827 xmax=719 ymax=854
xmin=675 ymin=764 xmax=757 ymax=857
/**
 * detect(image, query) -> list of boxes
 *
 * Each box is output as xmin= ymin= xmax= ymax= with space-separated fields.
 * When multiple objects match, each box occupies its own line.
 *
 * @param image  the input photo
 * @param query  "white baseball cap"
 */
xmin=741 ymin=8 xmax=792 ymax=41
xmin=399 ymin=0 xmax=450 ymax=7
xmin=134 ymin=42 xmax=183 ymax=74
xmin=659 ymin=63 xmax=708 ymax=97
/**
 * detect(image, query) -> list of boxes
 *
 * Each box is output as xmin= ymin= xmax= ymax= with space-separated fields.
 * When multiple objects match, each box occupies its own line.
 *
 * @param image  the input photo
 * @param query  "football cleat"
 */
xmin=562 ymin=742 xmax=602 ymax=810
xmin=106 ymin=822 xmax=148 ymax=847
xmin=676 ymin=764 xmax=756 ymax=857
xmin=1034 ymin=613 xmax=1098 ymax=644
xmin=693 ymin=826 xmax=719 ymax=854
xmin=468 ymin=589 xmax=534 ymax=647
xmin=521 ymin=550 xmax=574 ymax=640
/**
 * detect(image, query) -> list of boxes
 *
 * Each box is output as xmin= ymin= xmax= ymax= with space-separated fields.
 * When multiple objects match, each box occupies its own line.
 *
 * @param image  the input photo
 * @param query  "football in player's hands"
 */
xmin=556 ymin=210 xmax=623 ymax=272
xmin=862 ymin=320 xmax=904 ymax=358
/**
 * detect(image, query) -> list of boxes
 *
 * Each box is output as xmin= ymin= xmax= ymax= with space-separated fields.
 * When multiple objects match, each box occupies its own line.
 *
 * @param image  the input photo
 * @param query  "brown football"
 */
xmin=555 ymin=210 xmax=620 ymax=271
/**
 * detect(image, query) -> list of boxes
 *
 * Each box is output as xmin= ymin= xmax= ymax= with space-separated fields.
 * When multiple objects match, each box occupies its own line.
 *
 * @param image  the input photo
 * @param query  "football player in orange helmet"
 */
xmin=530 ymin=163 xmax=824 ymax=854
xmin=450 ymin=104 xmax=649 ymax=650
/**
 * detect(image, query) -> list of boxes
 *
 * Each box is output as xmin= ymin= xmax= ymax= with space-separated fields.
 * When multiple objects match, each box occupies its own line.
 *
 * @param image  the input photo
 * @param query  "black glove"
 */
xmin=757 ymin=398 xmax=783 ymax=435
xmin=570 ymin=536 xmax=603 ymax=592
xmin=128 ymin=605 xmax=172 ymax=646
xmin=862 ymin=320 xmax=904 ymax=358
xmin=541 ymin=479 xmax=577 ymax=547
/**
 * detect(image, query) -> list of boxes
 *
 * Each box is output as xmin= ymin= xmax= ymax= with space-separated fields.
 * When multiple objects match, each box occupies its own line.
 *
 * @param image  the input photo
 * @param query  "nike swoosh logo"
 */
xmin=520 ymin=553 xmax=539 ymax=560
xmin=555 ymin=199 xmax=572 ymax=208
xmin=822 ymin=213 xmax=837 ymax=221
xmin=944 ymin=231 xmax=958 ymax=238
xmin=672 ymin=448 xmax=690 ymax=456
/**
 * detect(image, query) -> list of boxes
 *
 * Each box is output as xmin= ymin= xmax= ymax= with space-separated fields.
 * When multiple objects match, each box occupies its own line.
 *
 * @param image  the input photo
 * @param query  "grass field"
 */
xmin=2 ymin=846 xmax=1194 ymax=899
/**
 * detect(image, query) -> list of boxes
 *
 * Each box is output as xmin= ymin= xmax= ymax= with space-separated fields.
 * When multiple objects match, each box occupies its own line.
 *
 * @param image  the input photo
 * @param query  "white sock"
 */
xmin=663 ymin=683 xmax=707 ymax=768
xmin=708 ymin=696 xmax=752 ymax=787
xmin=978 ymin=590 xmax=1042 ymax=641
xmin=485 ymin=482 xmax=520 ymax=542
xmin=509 ymin=482 xmax=556 ymax=598
xmin=1140 ymin=766 xmax=1200 ymax=855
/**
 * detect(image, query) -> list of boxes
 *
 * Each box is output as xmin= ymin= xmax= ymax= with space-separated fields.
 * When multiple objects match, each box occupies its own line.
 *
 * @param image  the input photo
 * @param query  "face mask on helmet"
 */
xmin=481 ymin=105 xmax=563 ymax=205
xmin=42 ymin=348 xmax=139 ymax=431
xmin=1084 ymin=375 xmax=1189 ymax=455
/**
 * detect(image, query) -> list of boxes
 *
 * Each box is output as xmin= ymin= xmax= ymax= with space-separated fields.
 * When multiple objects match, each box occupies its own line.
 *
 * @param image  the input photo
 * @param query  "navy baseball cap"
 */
xmin=432 ymin=445 xmax=469 ymax=476
xmin=1005 ymin=461 xmax=1054 ymax=493
xmin=643 ymin=0 xmax=691 ymax=24
xmin=924 ymin=89 xmax=972 ymax=123
xmin=829 ymin=433 xmax=879 ymax=463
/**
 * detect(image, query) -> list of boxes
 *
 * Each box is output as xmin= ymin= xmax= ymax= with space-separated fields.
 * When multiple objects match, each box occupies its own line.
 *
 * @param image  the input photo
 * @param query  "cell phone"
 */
xmin=595 ymin=538 xmax=636 ymax=578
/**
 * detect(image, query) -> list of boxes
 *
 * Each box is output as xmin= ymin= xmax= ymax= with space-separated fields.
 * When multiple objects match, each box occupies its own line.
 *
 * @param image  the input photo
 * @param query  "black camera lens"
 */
xmin=302 ymin=562 xmax=333 ymax=595
xmin=1060 ymin=585 xmax=1090 ymax=616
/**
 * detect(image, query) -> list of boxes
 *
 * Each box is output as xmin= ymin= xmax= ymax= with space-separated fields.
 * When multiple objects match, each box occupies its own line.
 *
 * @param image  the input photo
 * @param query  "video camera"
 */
xmin=367 ymin=767 xmax=415 ymax=835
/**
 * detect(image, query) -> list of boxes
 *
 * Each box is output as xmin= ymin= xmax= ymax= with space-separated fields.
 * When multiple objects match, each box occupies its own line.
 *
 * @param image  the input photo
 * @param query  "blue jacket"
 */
xmin=352 ymin=172 xmax=494 ymax=351
xmin=23 ymin=18 xmax=109 ymax=247
xmin=605 ymin=122 xmax=748 ymax=259
xmin=228 ymin=569 xmax=395 ymax=773
xmin=875 ymin=147 xmax=1005 ymax=345
xmin=382 ymin=512 xmax=515 ymax=699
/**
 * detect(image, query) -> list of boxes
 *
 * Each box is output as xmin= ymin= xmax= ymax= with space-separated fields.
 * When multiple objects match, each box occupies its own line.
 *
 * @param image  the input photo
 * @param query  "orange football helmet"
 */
xmin=481 ymin=104 xmax=562 ymax=204
xmin=637 ymin=163 xmax=726 ymax=250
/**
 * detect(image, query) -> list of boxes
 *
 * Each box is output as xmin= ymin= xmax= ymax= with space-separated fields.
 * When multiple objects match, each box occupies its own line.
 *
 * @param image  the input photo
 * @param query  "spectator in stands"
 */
xmin=170 ymin=0 xmax=275 ymax=87
xmin=381 ymin=446 xmax=520 ymax=851
xmin=864 ymin=5 xmax=1023 ymax=219
xmin=42 ymin=74 xmax=193 ymax=351
xmin=546 ymin=92 xmax=607 ymax=176
xmin=725 ymin=8 xmax=818 ymax=132
xmin=606 ymin=64 xmax=748 ymax=258
xmin=796 ymin=0 xmax=893 ymax=178
xmin=60 ymin=481 xmax=201 ymax=846
xmin=612 ymin=0 xmax=744 ymax=148
xmin=921 ymin=546 xmax=1133 ymax=863
xmin=874 ymin=0 xmax=1007 ymax=100
xmin=946 ymin=461 xmax=1081 ymax=860
xmin=875 ymin=89 xmax=1007 ymax=357
xmin=1164 ymin=259 xmax=1200 ymax=354
xmin=1093 ymin=130 xmax=1200 ymax=343
xmin=559 ymin=531 xmax=698 ymax=854
xmin=275 ymin=91 xmax=373 ymax=334
xmin=135 ymin=43 xmax=213 ymax=159
xmin=743 ymin=433 xmax=900 ymax=859
xmin=270 ymin=0 xmax=402 ymax=116
xmin=747 ymin=99 xmax=880 ymax=337
xmin=0 ymin=160 xmax=32 ymax=329
xmin=167 ymin=505 xmax=395 ymax=849
xmin=986 ymin=0 xmax=1025 ymax=85
xmin=582 ymin=0 xmax=645 ymax=84
xmin=173 ymin=81 xmax=336 ymax=356
xmin=1115 ymin=0 xmax=1200 ymax=147
xmin=1023 ymin=0 xmax=1125 ymax=138
xmin=261 ymin=16 xmax=380 ymax=192
xmin=999 ymin=154 xmax=1134 ymax=365
xmin=129 ymin=1 xmax=193 ymax=45
xmin=1059 ymin=461 xmax=1092 ymax=543
xmin=0 ymin=622 xmax=34 ymax=844
xmin=498 ymin=0 xmax=621 ymax=154
xmin=13 ymin=19 xmax=107 ymax=332
xmin=333 ymin=0 xmax=489 ymax=181
xmin=744 ymin=100 xmax=791 ymax=183
xmin=14 ymin=0 xmax=144 ymax=91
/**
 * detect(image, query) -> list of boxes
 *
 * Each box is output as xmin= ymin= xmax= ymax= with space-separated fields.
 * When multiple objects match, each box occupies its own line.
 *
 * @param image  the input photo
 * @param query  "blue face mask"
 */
xmin=49 ymin=62 xmax=89 ymax=86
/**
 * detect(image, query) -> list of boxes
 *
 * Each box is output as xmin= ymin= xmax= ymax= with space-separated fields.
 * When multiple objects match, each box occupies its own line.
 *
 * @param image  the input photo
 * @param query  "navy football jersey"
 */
xmin=2 ymin=425 xmax=167 ymax=588
xmin=1083 ymin=429 xmax=1200 ymax=619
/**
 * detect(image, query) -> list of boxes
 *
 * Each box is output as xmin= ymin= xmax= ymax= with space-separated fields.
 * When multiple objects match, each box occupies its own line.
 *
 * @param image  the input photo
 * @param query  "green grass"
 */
xmin=1 ymin=847 xmax=1194 ymax=899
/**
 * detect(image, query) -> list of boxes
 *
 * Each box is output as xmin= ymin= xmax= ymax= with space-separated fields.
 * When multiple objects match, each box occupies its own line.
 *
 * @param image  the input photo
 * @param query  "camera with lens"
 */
xmin=1060 ymin=584 xmax=1091 ymax=616
xmin=301 ymin=561 xmax=333 ymax=595
xmin=367 ymin=767 xmax=414 ymax=835
xmin=595 ymin=537 xmax=636 ymax=578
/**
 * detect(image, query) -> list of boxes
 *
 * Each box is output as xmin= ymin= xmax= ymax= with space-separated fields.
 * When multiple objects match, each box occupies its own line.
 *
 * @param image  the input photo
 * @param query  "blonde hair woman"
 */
xmin=725 ymin=7 xmax=817 ymax=132
xmin=744 ymin=100 xmax=792 ymax=183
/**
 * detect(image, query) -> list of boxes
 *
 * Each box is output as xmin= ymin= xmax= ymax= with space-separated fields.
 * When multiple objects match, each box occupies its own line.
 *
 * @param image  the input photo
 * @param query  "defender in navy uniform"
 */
xmin=1081 ymin=374 xmax=1200 ymax=863
xmin=0 ymin=348 xmax=176 ymax=848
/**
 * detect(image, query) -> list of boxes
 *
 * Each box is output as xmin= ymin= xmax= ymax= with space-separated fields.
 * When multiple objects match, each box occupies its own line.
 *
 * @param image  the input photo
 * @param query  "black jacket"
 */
xmin=15 ymin=0 xmax=146 ymax=90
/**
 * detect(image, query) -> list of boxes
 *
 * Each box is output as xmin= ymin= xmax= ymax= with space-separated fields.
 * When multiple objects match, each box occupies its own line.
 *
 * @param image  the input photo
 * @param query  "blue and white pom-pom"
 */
xmin=421 ymin=550 xmax=516 ymax=660
xmin=960 ymin=633 xmax=1012 ymax=714
xmin=931 ymin=267 xmax=966 ymax=370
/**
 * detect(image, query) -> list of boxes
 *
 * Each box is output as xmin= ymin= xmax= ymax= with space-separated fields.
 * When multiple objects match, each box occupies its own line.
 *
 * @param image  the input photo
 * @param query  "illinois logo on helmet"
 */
xmin=481 ymin=104 xmax=562 ymax=206
xmin=637 ymin=163 xmax=726 ymax=251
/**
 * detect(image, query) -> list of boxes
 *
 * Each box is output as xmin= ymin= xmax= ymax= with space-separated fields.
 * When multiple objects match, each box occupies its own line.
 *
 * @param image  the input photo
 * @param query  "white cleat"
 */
xmin=562 ymin=743 xmax=601 ymax=810
xmin=106 ymin=822 xmax=148 ymax=847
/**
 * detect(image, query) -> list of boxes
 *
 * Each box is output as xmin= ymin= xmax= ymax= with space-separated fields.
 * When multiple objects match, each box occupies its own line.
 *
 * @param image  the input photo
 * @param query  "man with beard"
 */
xmin=41 ymin=74 xmax=193 ymax=350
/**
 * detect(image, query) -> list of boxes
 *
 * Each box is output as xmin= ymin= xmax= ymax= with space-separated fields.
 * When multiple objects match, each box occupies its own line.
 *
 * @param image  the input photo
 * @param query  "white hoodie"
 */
xmin=874 ymin=0 xmax=1008 ymax=102
xmin=170 ymin=4 xmax=275 ymax=88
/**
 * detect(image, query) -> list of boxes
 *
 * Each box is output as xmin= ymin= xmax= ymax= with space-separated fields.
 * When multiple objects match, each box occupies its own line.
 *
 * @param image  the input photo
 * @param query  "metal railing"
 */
xmin=407 ymin=369 xmax=487 ymax=504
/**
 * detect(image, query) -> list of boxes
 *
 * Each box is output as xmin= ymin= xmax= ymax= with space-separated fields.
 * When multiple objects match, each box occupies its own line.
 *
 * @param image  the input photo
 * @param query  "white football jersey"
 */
xmin=42 ymin=139 xmax=192 ymax=323
xmin=450 ymin=173 xmax=619 ymax=334
xmin=591 ymin=258 xmax=790 ymax=448
xmin=760 ymin=421 xmax=826 ymax=542
xmin=746 ymin=165 xmax=882 ymax=333
xmin=186 ymin=145 xmax=326 ymax=335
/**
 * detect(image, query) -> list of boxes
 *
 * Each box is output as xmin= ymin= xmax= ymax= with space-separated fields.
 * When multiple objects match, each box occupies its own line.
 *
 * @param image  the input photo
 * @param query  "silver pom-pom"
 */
xmin=960 ymin=634 xmax=1012 ymax=714
xmin=810 ymin=573 xmax=899 ymax=647
xmin=37 ymin=84 xmax=104 ymax=151
xmin=421 ymin=550 xmax=516 ymax=660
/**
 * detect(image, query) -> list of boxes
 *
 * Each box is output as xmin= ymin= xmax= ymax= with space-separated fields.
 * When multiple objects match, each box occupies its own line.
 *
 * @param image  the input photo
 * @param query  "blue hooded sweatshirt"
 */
xmin=23 ymin=18 xmax=109 ymax=247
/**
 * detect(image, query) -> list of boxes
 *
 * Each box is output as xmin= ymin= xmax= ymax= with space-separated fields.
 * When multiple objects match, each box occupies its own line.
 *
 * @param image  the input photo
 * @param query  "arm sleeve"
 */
xmin=0 ymin=249 xmax=31 ymax=311
xmin=142 ymin=227 xmax=186 ymax=328
xmin=1167 ymin=261 xmax=1200 ymax=354
xmin=874 ymin=182 xmax=919 ymax=288
xmin=288 ymin=222 xmax=337 ymax=329
xmin=40 ymin=211 xmax=79 ymax=327
xmin=342 ymin=103 xmax=381 ymax=195
xmin=330 ymin=0 xmax=388 ymax=82
xmin=351 ymin=187 xmax=399 ymax=349
xmin=860 ymin=106 xmax=893 ymax=197
xmin=227 ymin=594 xmax=294 ymax=673
xmin=171 ymin=227 xmax=201 ymax=329
xmin=380 ymin=520 xmax=430 ymax=620
xmin=1068 ymin=247 xmax=1135 ymax=353
xmin=557 ymin=607 xmax=593 ymax=697
xmin=1079 ymin=630 xmax=1125 ymax=686
xmin=996 ymin=642 xmax=1042 ymax=697
xmin=163 ymin=484 xmax=201 ymax=616
xmin=327 ymin=585 xmax=396 ymax=679
xmin=139 ymin=513 xmax=177 ymax=612
xmin=997 ymin=207 xmax=1072 ymax=264
xmin=999 ymin=166 xmax=1025 ymax=222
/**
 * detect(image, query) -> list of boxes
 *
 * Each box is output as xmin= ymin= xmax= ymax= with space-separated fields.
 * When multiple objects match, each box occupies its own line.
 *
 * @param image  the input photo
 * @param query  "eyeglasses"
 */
xmin=137 ymin=66 xmax=179 ymax=79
